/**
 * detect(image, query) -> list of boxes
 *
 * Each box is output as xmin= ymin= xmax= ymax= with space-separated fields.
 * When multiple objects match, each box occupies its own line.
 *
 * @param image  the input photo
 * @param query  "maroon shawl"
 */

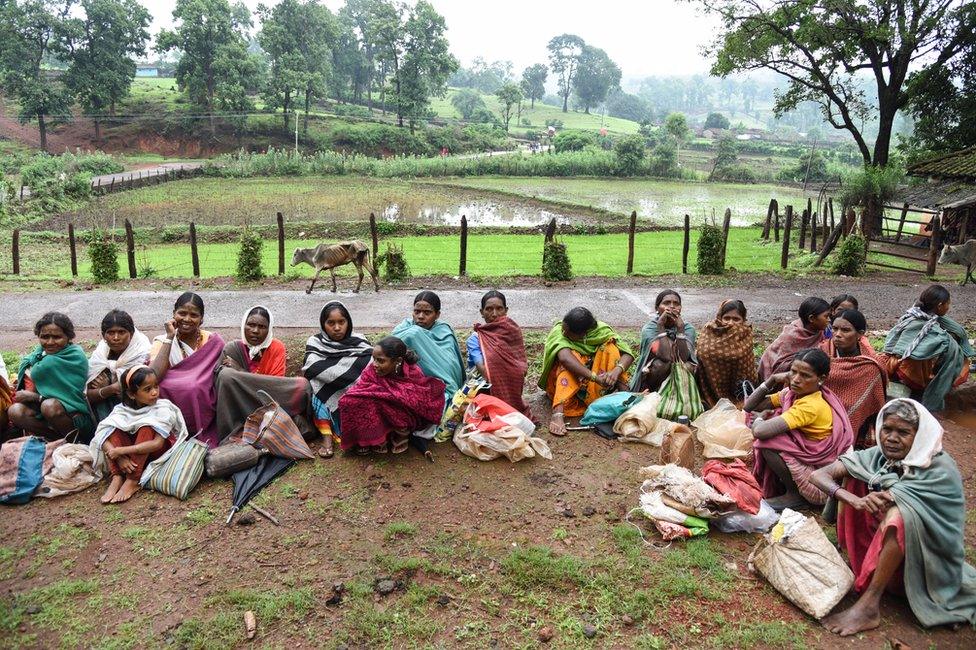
xmin=819 ymin=336 xmax=888 ymax=447
xmin=474 ymin=316 xmax=531 ymax=418
xmin=158 ymin=332 xmax=224 ymax=448
xmin=758 ymin=319 xmax=825 ymax=380
xmin=337 ymin=362 xmax=445 ymax=451
xmin=752 ymin=386 xmax=854 ymax=497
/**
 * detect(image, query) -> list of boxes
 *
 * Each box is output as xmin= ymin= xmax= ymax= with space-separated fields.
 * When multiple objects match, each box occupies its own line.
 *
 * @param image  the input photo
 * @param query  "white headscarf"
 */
xmin=242 ymin=305 xmax=275 ymax=361
xmin=875 ymin=398 xmax=943 ymax=469
xmin=87 ymin=328 xmax=152 ymax=383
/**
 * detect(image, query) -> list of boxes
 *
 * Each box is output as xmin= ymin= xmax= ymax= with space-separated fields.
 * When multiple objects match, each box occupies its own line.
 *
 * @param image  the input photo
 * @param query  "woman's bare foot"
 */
xmin=822 ymin=600 xmax=882 ymax=636
xmin=110 ymin=478 xmax=141 ymax=503
xmin=318 ymin=441 xmax=334 ymax=459
xmin=549 ymin=412 xmax=567 ymax=437
xmin=100 ymin=475 xmax=125 ymax=504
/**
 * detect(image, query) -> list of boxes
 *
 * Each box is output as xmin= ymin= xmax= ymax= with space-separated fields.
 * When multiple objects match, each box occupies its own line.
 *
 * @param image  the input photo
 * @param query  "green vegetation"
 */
xmin=542 ymin=240 xmax=573 ymax=281
xmin=833 ymin=234 xmax=867 ymax=276
xmin=235 ymin=229 xmax=264 ymax=282
xmin=87 ymin=229 xmax=120 ymax=284
xmin=697 ymin=224 xmax=725 ymax=275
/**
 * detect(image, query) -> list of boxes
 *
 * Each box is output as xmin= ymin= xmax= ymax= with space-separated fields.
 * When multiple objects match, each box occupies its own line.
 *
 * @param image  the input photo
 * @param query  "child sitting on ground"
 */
xmin=89 ymin=366 xmax=188 ymax=504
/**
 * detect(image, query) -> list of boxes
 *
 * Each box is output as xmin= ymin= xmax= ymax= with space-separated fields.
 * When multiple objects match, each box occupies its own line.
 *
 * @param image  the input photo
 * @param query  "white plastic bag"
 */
xmin=692 ymin=399 xmax=754 ymax=460
xmin=613 ymin=392 xmax=671 ymax=446
xmin=713 ymin=499 xmax=778 ymax=533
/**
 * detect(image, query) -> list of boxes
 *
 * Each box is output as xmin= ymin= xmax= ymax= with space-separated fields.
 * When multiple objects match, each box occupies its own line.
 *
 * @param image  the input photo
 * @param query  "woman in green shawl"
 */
xmin=811 ymin=399 xmax=976 ymax=636
xmin=391 ymin=291 xmax=465 ymax=410
xmin=630 ymin=289 xmax=698 ymax=393
xmin=539 ymin=307 xmax=634 ymax=436
xmin=8 ymin=312 xmax=94 ymax=443
xmin=881 ymin=284 xmax=974 ymax=412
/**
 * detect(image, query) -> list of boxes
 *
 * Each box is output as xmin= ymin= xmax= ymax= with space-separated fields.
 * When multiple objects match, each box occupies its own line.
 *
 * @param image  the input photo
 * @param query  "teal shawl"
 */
xmin=840 ymin=446 xmax=976 ymax=627
xmin=629 ymin=314 xmax=697 ymax=391
xmin=392 ymin=319 xmax=465 ymax=405
xmin=17 ymin=343 xmax=94 ymax=437
xmin=883 ymin=308 xmax=974 ymax=412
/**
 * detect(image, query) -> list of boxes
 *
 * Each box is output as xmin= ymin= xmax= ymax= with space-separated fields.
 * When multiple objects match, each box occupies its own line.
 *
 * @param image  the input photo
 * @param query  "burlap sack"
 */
xmin=659 ymin=424 xmax=694 ymax=470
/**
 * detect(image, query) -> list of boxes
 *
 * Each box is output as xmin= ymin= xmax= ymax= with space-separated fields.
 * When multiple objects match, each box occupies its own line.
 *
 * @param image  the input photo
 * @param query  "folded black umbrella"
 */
xmin=226 ymin=455 xmax=295 ymax=524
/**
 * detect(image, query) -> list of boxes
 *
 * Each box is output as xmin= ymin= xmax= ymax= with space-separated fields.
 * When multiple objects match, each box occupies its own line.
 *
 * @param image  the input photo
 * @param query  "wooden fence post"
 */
xmin=720 ymin=208 xmax=732 ymax=268
xmin=774 ymin=204 xmax=781 ymax=242
xmin=828 ymin=198 xmax=835 ymax=231
xmin=798 ymin=209 xmax=809 ymax=249
xmin=927 ymin=215 xmax=941 ymax=276
xmin=781 ymin=205 xmax=793 ymax=269
xmin=369 ymin=213 xmax=378 ymax=260
xmin=12 ymin=229 xmax=20 ymax=275
xmin=682 ymin=214 xmax=690 ymax=274
xmin=459 ymin=214 xmax=468 ymax=277
xmin=189 ymin=222 xmax=200 ymax=278
xmin=762 ymin=199 xmax=776 ymax=240
xmin=626 ymin=210 xmax=636 ymax=275
xmin=894 ymin=203 xmax=910 ymax=243
xmin=124 ymin=219 xmax=136 ymax=278
xmin=68 ymin=224 xmax=78 ymax=277
xmin=276 ymin=212 xmax=285 ymax=275
xmin=815 ymin=222 xmax=844 ymax=267
xmin=810 ymin=212 xmax=818 ymax=252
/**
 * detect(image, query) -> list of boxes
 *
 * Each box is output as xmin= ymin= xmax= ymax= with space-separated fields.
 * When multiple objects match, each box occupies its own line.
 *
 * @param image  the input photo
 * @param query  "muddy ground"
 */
xmin=2 ymin=275 xmax=976 ymax=649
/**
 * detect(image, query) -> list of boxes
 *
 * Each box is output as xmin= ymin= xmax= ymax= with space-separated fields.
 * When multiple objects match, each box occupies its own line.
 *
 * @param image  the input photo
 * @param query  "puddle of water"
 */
xmin=383 ymin=201 xmax=572 ymax=227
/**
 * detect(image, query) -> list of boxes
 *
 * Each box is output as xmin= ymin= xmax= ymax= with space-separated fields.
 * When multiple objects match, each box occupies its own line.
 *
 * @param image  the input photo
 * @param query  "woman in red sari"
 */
xmin=338 ymin=336 xmax=445 ymax=455
xmin=467 ymin=290 xmax=531 ymax=418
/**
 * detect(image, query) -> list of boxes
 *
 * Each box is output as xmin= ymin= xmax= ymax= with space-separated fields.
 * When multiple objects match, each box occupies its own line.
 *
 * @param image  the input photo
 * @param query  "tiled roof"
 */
xmin=907 ymin=147 xmax=976 ymax=180
xmin=891 ymin=179 xmax=976 ymax=209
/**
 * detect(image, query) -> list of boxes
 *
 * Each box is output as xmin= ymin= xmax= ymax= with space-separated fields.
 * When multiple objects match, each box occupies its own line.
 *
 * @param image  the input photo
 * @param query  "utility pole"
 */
xmin=294 ymin=111 xmax=299 ymax=153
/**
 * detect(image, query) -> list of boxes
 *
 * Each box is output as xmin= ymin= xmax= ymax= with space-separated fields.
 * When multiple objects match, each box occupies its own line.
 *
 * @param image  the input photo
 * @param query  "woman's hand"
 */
xmin=14 ymin=390 xmax=40 ymax=404
xmin=847 ymin=490 xmax=894 ymax=515
xmin=163 ymin=319 xmax=178 ymax=339
xmin=106 ymin=446 xmax=125 ymax=461
xmin=221 ymin=356 xmax=241 ymax=370
xmin=767 ymin=372 xmax=790 ymax=389
xmin=89 ymin=373 xmax=110 ymax=390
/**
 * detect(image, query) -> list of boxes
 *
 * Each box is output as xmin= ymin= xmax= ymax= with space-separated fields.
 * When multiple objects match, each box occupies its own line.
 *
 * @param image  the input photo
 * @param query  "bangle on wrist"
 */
xmin=590 ymin=371 xmax=598 ymax=381
xmin=161 ymin=337 xmax=173 ymax=345
xmin=828 ymin=484 xmax=841 ymax=499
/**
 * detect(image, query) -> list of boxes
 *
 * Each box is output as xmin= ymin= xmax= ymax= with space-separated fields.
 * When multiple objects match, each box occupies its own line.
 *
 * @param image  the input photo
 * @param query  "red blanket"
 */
xmin=819 ymin=337 xmax=888 ymax=447
xmin=474 ymin=316 xmax=531 ymax=418
xmin=337 ymin=362 xmax=445 ymax=450
xmin=702 ymin=459 xmax=762 ymax=514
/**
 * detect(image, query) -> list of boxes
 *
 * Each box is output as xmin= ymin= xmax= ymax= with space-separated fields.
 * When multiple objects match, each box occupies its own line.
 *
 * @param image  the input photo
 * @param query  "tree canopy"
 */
xmin=547 ymin=34 xmax=584 ymax=113
xmin=520 ymin=63 xmax=547 ymax=109
xmin=573 ymin=45 xmax=620 ymax=114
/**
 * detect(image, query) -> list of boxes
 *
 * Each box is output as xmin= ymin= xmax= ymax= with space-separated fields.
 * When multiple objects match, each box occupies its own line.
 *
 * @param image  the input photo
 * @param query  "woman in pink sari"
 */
xmin=148 ymin=292 xmax=224 ymax=447
xmin=745 ymin=348 xmax=854 ymax=511
xmin=758 ymin=297 xmax=831 ymax=380
xmin=337 ymin=336 xmax=445 ymax=456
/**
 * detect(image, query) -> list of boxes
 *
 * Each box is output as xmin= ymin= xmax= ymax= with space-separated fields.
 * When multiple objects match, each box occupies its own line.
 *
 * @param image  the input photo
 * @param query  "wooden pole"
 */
xmin=682 ymin=214 xmax=690 ymax=274
xmin=762 ymin=199 xmax=776 ymax=240
xmin=459 ymin=214 xmax=468 ymax=277
xmin=927 ymin=214 xmax=941 ymax=276
xmin=124 ymin=219 xmax=136 ymax=278
xmin=894 ymin=203 xmax=910 ymax=243
xmin=781 ymin=205 xmax=793 ymax=269
xmin=815 ymin=222 xmax=844 ymax=267
xmin=276 ymin=212 xmax=285 ymax=275
xmin=626 ymin=210 xmax=636 ymax=274
xmin=774 ymin=204 xmax=781 ymax=242
xmin=12 ymin=229 xmax=20 ymax=275
xmin=369 ymin=213 xmax=378 ymax=260
xmin=810 ymin=212 xmax=818 ymax=252
xmin=68 ymin=224 xmax=78 ymax=277
xmin=798 ymin=209 xmax=809 ymax=249
xmin=828 ymin=198 xmax=835 ymax=231
xmin=190 ymin=222 xmax=200 ymax=278
xmin=720 ymin=208 xmax=732 ymax=268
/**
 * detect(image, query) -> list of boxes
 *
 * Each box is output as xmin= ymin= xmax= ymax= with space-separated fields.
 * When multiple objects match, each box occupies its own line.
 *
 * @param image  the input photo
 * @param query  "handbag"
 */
xmin=144 ymin=435 xmax=207 ymax=500
xmin=205 ymin=443 xmax=266 ymax=479
xmin=232 ymin=391 xmax=314 ymax=460
xmin=656 ymin=345 xmax=705 ymax=421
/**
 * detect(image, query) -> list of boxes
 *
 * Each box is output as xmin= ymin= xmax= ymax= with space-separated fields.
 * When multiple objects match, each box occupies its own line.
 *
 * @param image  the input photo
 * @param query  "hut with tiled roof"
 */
xmin=901 ymin=147 xmax=976 ymax=244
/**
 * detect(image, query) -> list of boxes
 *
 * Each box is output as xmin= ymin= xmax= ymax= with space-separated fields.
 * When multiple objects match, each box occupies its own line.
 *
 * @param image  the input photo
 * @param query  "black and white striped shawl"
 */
xmin=302 ymin=333 xmax=373 ymax=410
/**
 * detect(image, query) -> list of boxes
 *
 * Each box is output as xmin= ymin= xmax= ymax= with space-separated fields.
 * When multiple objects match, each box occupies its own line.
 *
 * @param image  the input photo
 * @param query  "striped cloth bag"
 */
xmin=656 ymin=360 xmax=705 ymax=422
xmin=232 ymin=391 xmax=314 ymax=460
xmin=0 ymin=436 xmax=63 ymax=504
xmin=144 ymin=437 xmax=207 ymax=500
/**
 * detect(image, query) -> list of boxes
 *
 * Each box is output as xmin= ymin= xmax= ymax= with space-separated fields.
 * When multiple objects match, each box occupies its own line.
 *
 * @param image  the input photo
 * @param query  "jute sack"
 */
xmin=749 ymin=516 xmax=854 ymax=619
xmin=613 ymin=392 xmax=670 ymax=446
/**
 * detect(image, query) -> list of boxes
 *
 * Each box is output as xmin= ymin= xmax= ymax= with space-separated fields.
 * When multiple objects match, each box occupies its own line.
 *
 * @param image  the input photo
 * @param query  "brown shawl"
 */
xmin=819 ymin=336 xmax=888 ymax=448
xmin=696 ymin=317 xmax=757 ymax=407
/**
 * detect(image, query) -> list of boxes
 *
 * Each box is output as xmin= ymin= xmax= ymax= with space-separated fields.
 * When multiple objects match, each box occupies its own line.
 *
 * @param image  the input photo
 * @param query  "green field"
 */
xmin=429 ymin=88 xmax=640 ymax=135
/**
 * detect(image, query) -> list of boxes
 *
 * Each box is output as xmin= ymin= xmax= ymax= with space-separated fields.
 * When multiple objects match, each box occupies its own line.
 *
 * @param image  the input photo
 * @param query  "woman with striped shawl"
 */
xmin=302 ymin=302 xmax=373 ymax=458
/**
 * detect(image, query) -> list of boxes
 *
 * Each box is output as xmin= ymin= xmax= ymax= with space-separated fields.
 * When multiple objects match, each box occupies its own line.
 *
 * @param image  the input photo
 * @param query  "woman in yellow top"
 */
xmin=744 ymin=348 xmax=855 ymax=511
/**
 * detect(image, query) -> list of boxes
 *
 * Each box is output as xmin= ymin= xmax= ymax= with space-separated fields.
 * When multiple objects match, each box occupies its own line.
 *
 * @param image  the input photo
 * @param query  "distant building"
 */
xmin=897 ymin=146 xmax=976 ymax=244
xmin=135 ymin=66 xmax=159 ymax=77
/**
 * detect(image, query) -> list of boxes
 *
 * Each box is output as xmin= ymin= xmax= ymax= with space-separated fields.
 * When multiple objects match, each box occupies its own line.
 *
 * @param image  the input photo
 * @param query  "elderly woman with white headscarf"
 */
xmin=213 ymin=305 xmax=312 ymax=441
xmin=811 ymin=399 xmax=976 ymax=636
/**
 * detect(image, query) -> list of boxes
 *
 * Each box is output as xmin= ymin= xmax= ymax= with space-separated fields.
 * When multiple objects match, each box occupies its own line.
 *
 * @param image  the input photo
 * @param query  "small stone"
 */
xmin=583 ymin=624 xmax=597 ymax=639
xmin=582 ymin=506 xmax=596 ymax=517
xmin=375 ymin=579 xmax=396 ymax=595
xmin=621 ymin=614 xmax=634 ymax=626
xmin=148 ymin=504 xmax=158 ymax=511
xmin=25 ymin=605 xmax=41 ymax=615
xmin=297 ymin=490 xmax=309 ymax=501
xmin=381 ymin=482 xmax=391 ymax=490
xmin=537 ymin=626 xmax=554 ymax=643
xmin=401 ymin=482 xmax=412 ymax=488
xmin=325 ymin=582 xmax=344 ymax=606
xmin=97 ymin=552 xmax=107 ymax=563
xmin=436 ymin=594 xmax=451 ymax=606
xmin=237 ymin=512 xmax=256 ymax=526
xmin=561 ymin=508 xmax=575 ymax=518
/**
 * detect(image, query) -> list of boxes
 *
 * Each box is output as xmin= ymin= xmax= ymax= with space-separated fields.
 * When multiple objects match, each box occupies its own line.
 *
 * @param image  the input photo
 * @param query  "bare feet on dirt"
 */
xmin=822 ymin=601 xmax=882 ymax=636
xmin=100 ymin=475 xmax=125 ymax=504
xmin=549 ymin=412 xmax=567 ymax=436
xmin=110 ymin=478 xmax=141 ymax=504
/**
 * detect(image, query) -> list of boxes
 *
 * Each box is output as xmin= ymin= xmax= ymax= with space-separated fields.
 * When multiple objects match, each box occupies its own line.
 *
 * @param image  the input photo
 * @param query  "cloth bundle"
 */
xmin=454 ymin=394 xmax=550 ymax=462
xmin=612 ymin=392 xmax=673 ymax=446
xmin=35 ymin=444 xmax=100 ymax=498
xmin=638 ymin=464 xmax=737 ymax=518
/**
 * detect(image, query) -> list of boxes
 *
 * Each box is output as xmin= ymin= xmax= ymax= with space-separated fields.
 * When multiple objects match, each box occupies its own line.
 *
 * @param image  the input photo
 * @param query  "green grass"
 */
xmin=44 ymin=228 xmax=783 ymax=280
xmin=384 ymin=521 xmax=418 ymax=541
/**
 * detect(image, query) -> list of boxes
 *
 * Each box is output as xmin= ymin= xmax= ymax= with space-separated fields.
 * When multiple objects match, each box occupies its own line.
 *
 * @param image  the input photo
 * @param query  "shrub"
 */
xmin=63 ymin=172 xmax=92 ymax=199
xmin=20 ymin=155 xmax=64 ymax=189
xmin=832 ymin=234 xmax=866 ymax=276
xmin=697 ymin=224 xmax=725 ymax=275
xmin=542 ymin=240 xmax=572 ymax=281
xmin=379 ymin=242 xmax=410 ymax=281
xmin=88 ymin=229 xmax=119 ymax=284
xmin=544 ymin=119 xmax=563 ymax=129
xmin=649 ymin=140 xmax=678 ymax=177
xmin=553 ymin=130 xmax=595 ymax=153
xmin=331 ymin=104 xmax=372 ymax=119
xmin=840 ymin=166 xmax=903 ymax=209
xmin=613 ymin=135 xmax=646 ymax=176
xmin=66 ymin=151 xmax=122 ymax=176
xmin=236 ymin=229 xmax=264 ymax=282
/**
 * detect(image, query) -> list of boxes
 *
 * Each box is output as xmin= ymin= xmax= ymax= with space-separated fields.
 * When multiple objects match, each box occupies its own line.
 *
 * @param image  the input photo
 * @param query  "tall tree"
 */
xmin=372 ymin=0 xmax=457 ymax=131
xmin=573 ymin=45 xmax=620 ymax=114
xmin=520 ymin=63 xmax=547 ymax=108
xmin=62 ymin=0 xmax=150 ymax=141
xmin=904 ymin=38 xmax=976 ymax=157
xmin=664 ymin=111 xmax=688 ymax=163
xmin=0 ymin=0 xmax=75 ymax=151
xmin=495 ymin=82 xmax=522 ymax=132
xmin=156 ymin=0 xmax=259 ymax=138
xmin=451 ymin=87 xmax=486 ymax=120
xmin=696 ymin=0 xmax=976 ymax=167
xmin=547 ymin=33 xmax=584 ymax=113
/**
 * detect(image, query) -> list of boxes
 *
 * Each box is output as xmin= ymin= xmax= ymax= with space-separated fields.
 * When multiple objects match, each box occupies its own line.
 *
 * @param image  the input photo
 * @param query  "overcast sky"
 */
xmin=139 ymin=0 xmax=720 ymax=79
